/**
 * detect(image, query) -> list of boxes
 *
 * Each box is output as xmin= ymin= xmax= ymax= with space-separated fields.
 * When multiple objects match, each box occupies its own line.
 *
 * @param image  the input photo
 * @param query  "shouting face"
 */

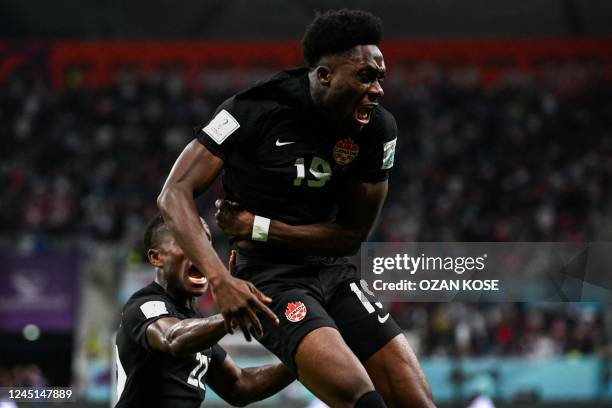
xmin=147 ymin=219 xmax=211 ymax=300
xmin=314 ymin=45 xmax=386 ymax=131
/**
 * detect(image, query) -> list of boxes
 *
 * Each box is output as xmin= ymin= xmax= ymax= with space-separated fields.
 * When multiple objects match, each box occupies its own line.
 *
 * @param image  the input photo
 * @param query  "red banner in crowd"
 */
xmin=0 ymin=38 xmax=610 ymax=88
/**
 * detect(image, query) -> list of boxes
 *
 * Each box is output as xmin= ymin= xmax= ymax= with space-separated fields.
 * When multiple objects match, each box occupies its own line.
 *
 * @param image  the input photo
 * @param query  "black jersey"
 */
xmin=115 ymin=282 xmax=227 ymax=408
xmin=197 ymin=68 xmax=397 ymax=226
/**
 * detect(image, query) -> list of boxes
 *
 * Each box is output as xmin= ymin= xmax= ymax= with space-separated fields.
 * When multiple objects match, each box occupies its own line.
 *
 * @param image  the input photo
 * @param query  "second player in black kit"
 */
xmin=159 ymin=9 xmax=435 ymax=408
xmin=116 ymin=282 xmax=226 ymax=407
xmin=115 ymin=215 xmax=293 ymax=408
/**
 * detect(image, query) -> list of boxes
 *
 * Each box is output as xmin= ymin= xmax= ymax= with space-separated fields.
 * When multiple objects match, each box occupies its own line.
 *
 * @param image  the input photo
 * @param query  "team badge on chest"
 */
xmin=333 ymin=138 xmax=359 ymax=165
xmin=285 ymin=301 xmax=307 ymax=322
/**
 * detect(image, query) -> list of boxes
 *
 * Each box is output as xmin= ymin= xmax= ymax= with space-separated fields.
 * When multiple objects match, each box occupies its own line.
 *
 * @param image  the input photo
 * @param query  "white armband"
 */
xmin=251 ymin=215 xmax=271 ymax=242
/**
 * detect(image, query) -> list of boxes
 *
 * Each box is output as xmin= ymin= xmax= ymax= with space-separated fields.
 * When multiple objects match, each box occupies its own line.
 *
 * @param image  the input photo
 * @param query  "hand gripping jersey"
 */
xmin=198 ymin=68 xmax=397 ymax=226
xmin=115 ymin=282 xmax=226 ymax=408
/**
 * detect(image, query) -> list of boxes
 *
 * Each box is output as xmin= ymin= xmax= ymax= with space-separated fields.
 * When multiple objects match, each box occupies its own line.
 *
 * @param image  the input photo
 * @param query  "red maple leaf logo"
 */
xmin=333 ymin=139 xmax=359 ymax=165
xmin=284 ymin=301 xmax=307 ymax=322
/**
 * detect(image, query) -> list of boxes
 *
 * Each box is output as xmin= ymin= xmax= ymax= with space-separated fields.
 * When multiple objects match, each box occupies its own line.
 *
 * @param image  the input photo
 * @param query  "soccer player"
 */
xmin=114 ymin=214 xmax=294 ymax=407
xmin=158 ymin=9 xmax=434 ymax=408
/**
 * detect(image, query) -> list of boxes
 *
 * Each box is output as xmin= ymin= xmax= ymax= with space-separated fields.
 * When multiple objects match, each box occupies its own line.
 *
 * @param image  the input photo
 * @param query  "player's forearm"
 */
xmin=166 ymin=314 xmax=226 ymax=357
xmin=232 ymin=363 xmax=294 ymax=406
xmin=265 ymin=220 xmax=363 ymax=256
xmin=218 ymin=180 xmax=386 ymax=256
xmin=157 ymin=186 xmax=228 ymax=284
xmin=261 ymin=180 xmax=388 ymax=256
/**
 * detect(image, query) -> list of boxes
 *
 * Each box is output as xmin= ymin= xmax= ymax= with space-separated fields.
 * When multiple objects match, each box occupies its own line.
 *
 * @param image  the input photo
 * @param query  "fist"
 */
xmin=214 ymin=199 xmax=254 ymax=239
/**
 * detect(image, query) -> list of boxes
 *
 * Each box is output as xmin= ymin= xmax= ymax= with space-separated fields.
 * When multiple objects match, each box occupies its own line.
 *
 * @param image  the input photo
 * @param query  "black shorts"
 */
xmin=233 ymin=252 xmax=403 ymax=376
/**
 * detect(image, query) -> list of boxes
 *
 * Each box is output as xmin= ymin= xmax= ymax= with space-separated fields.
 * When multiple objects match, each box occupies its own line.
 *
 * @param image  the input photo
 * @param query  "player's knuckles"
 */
xmin=215 ymin=212 xmax=233 ymax=227
xmin=214 ymin=212 xmax=226 ymax=224
xmin=222 ymin=311 xmax=236 ymax=322
xmin=246 ymin=281 xmax=261 ymax=292
xmin=239 ymin=303 xmax=255 ymax=314
xmin=219 ymin=200 xmax=233 ymax=211
xmin=245 ymin=297 xmax=259 ymax=307
xmin=227 ymin=309 xmax=244 ymax=320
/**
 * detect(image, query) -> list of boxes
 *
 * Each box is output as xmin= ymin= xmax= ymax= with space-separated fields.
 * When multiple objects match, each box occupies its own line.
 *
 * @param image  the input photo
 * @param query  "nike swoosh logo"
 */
xmin=378 ymin=313 xmax=390 ymax=324
xmin=275 ymin=139 xmax=296 ymax=146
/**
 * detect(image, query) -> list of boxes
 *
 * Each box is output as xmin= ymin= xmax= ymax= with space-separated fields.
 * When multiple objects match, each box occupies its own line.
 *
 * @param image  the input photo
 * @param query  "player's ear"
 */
xmin=147 ymin=248 xmax=163 ymax=268
xmin=316 ymin=66 xmax=332 ymax=87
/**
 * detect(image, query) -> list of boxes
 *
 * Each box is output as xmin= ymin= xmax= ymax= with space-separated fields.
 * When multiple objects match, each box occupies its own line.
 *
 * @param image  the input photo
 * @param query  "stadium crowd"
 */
xmin=1 ymin=62 xmax=611 ymax=358
xmin=0 ymin=364 xmax=47 ymax=388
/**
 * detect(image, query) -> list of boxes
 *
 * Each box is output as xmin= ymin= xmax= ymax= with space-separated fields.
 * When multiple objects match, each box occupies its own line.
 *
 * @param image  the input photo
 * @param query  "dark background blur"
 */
xmin=1 ymin=0 xmax=612 ymax=39
xmin=1 ymin=1 xmax=611 ymax=407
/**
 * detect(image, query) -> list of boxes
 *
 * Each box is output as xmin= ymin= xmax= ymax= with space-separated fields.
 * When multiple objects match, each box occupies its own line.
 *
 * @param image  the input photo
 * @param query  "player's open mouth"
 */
xmin=355 ymin=105 xmax=376 ymax=125
xmin=187 ymin=266 xmax=207 ymax=285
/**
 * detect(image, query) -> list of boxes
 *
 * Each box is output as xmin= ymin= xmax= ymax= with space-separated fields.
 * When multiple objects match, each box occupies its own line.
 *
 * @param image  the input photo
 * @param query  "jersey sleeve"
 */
xmin=121 ymin=296 xmax=181 ymax=352
xmin=209 ymin=344 xmax=227 ymax=371
xmin=349 ymin=109 xmax=398 ymax=182
xmin=196 ymin=96 xmax=263 ymax=161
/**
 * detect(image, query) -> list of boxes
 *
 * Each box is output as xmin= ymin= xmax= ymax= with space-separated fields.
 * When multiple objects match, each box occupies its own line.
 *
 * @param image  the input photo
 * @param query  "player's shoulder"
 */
xmin=123 ymin=282 xmax=169 ymax=311
xmin=365 ymin=105 xmax=397 ymax=141
xmin=372 ymin=105 xmax=397 ymax=131
xmin=234 ymin=67 xmax=310 ymax=107
xmin=211 ymin=68 xmax=309 ymax=131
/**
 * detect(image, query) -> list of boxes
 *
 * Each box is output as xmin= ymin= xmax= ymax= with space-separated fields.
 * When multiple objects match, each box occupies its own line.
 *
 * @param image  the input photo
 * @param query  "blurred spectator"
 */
xmin=0 ymin=364 xmax=48 ymax=388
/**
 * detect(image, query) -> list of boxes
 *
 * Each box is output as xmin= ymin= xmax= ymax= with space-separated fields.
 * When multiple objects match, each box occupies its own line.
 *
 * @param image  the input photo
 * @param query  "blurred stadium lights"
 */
xmin=0 ymin=0 xmax=611 ymax=39
xmin=22 ymin=324 xmax=40 ymax=342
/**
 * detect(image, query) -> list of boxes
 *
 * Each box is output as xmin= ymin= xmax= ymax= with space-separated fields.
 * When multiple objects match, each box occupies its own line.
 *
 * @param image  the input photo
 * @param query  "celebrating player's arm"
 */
xmin=146 ymin=312 xmax=294 ymax=407
xmin=215 ymin=176 xmax=387 ymax=256
xmin=157 ymin=141 xmax=279 ymax=340
xmin=206 ymin=354 xmax=294 ymax=407
xmin=146 ymin=317 xmax=294 ymax=407
xmin=146 ymin=312 xmax=226 ymax=357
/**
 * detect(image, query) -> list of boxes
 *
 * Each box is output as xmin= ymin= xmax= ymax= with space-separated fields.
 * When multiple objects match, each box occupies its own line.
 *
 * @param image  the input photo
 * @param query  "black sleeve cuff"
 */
xmin=196 ymin=130 xmax=227 ymax=161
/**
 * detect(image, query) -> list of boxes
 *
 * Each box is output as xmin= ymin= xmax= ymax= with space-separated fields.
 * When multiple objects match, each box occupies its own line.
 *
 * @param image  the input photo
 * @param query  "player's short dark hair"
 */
xmin=144 ymin=213 xmax=170 ymax=251
xmin=302 ymin=9 xmax=383 ymax=67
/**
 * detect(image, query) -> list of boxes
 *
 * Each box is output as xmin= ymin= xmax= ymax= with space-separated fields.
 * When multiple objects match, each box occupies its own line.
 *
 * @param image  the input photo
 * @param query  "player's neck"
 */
xmin=154 ymin=278 xmax=195 ymax=309
xmin=167 ymin=289 xmax=195 ymax=309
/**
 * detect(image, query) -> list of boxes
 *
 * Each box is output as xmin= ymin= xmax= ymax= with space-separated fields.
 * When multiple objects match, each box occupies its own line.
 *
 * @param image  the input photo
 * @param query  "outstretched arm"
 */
xmin=207 ymin=354 xmax=295 ymax=407
xmin=146 ymin=314 xmax=226 ymax=357
xmin=158 ymin=140 xmax=278 ymax=340
xmin=216 ymin=178 xmax=388 ymax=256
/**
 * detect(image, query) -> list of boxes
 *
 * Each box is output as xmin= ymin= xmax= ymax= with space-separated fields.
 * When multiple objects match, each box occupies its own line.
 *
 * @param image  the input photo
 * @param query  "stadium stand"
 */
xmin=1 ymin=39 xmax=611 ymax=406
